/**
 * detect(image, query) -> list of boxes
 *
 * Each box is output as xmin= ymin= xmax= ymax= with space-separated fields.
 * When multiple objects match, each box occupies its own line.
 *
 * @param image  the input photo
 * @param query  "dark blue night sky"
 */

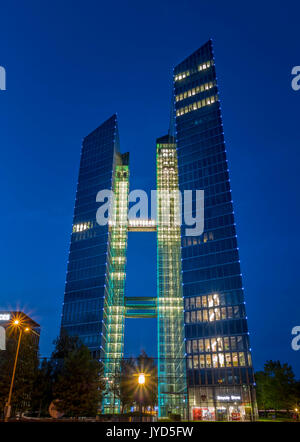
xmin=0 ymin=0 xmax=299 ymax=375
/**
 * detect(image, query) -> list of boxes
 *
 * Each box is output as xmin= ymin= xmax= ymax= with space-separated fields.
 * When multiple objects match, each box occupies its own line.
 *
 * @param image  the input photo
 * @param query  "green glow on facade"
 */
xmin=103 ymin=163 xmax=129 ymax=413
xmin=102 ymin=138 xmax=187 ymax=417
xmin=156 ymin=137 xmax=187 ymax=418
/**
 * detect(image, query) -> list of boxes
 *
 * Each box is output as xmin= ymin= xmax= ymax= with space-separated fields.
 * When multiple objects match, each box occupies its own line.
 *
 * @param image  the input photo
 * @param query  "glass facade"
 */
xmin=173 ymin=40 xmax=257 ymax=420
xmin=156 ymin=135 xmax=187 ymax=418
xmin=102 ymin=155 xmax=129 ymax=413
xmin=61 ymin=115 xmax=121 ymax=359
xmin=60 ymin=41 xmax=257 ymax=421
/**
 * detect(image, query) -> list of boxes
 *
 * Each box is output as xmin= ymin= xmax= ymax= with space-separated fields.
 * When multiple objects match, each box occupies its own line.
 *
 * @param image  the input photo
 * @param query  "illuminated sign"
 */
xmin=217 ymin=395 xmax=241 ymax=402
xmin=0 ymin=326 xmax=5 ymax=350
xmin=0 ymin=314 xmax=10 ymax=321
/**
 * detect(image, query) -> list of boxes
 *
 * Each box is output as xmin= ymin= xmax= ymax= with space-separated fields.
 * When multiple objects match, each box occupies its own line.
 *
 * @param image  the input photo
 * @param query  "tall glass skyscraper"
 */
xmin=156 ymin=134 xmax=187 ymax=418
xmin=60 ymin=40 xmax=256 ymax=421
xmin=61 ymin=115 xmax=126 ymax=359
xmin=174 ymin=39 xmax=257 ymax=420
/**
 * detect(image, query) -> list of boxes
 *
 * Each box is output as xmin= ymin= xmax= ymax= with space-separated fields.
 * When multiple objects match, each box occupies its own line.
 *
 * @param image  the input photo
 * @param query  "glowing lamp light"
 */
xmin=13 ymin=320 xmax=20 ymax=326
xmin=138 ymin=373 xmax=145 ymax=385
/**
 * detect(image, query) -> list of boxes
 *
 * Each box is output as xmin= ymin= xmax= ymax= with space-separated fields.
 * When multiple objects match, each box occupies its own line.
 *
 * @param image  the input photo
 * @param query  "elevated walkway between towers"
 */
xmin=124 ymin=296 xmax=157 ymax=318
xmin=127 ymin=219 xmax=156 ymax=232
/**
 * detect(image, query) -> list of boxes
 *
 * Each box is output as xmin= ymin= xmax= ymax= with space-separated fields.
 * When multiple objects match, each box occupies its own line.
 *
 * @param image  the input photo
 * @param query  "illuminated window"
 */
xmin=225 ymin=353 xmax=232 ymax=367
xmin=218 ymin=353 xmax=225 ymax=367
xmin=199 ymin=339 xmax=204 ymax=352
xmin=213 ymin=294 xmax=220 ymax=306
xmin=214 ymin=308 xmax=220 ymax=321
xmin=248 ymin=352 xmax=252 ymax=366
xmin=239 ymin=352 xmax=246 ymax=366
xmin=205 ymin=339 xmax=211 ymax=352
xmin=212 ymin=353 xmax=218 ymax=368
xmin=217 ymin=337 xmax=223 ymax=351
xmin=200 ymin=355 xmax=205 ymax=368
xmin=193 ymin=355 xmax=199 ymax=368
xmin=175 ymin=81 xmax=215 ymax=102
xmin=206 ymin=354 xmax=212 ymax=368
xmin=176 ymin=94 xmax=219 ymax=117
xmin=211 ymin=338 xmax=217 ymax=352
xmin=232 ymin=353 xmax=238 ymax=367
xmin=174 ymin=59 xmax=214 ymax=82
xmin=192 ymin=340 xmax=198 ymax=353
xmin=73 ymin=221 xmax=92 ymax=233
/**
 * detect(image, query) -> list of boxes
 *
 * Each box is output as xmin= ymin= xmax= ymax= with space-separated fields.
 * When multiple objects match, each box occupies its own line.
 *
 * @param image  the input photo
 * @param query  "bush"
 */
xmin=169 ymin=413 xmax=181 ymax=421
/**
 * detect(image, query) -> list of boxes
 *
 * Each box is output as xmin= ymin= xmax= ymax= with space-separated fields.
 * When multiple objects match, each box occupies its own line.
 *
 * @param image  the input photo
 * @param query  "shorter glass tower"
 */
xmin=156 ymin=135 xmax=187 ymax=418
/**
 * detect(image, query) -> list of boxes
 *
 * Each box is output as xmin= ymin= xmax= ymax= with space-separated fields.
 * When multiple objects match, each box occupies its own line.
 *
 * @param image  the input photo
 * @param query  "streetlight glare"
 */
xmin=138 ymin=373 xmax=145 ymax=385
xmin=13 ymin=320 xmax=20 ymax=325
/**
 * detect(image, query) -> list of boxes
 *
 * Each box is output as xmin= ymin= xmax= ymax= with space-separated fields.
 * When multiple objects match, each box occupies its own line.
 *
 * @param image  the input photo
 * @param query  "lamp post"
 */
xmin=4 ymin=319 xmax=34 ymax=422
xmin=138 ymin=373 xmax=145 ymax=422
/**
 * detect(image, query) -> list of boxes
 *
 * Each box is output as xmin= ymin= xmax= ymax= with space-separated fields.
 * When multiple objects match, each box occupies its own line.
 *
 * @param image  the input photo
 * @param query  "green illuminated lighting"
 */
xmin=103 ymin=164 xmax=129 ymax=414
xmin=156 ymin=138 xmax=187 ymax=418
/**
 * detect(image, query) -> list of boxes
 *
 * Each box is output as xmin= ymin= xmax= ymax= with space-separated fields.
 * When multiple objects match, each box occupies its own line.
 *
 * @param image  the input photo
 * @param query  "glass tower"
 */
xmin=61 ymin=115 xmax=125 ymax=360
xmin=173 ymin=40 xmax=257 ymax=421
xmin=156 ymin=135 xmax=187 ymax=418
xmin=102 ymin=153 xmax=129 ymax=413
xmin=61 ymin=41 xmax=256 ymax=421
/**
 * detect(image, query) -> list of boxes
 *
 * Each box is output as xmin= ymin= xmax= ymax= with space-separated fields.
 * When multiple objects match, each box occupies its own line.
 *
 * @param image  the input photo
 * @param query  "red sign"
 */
xmin=231 ymin=412 xmax=241 ymax=421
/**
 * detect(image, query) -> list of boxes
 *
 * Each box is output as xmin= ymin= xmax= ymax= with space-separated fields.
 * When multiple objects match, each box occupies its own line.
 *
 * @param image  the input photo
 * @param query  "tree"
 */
xmin=119 ymin=357 xmax=136 ymax=412
xmin=53 ymin=344 xmax=103 ymax=417
xmin=30 ymin=358 xmax=53 ymax=417
xmin=106 ymin=352 xmax=158 ymax=414
xmin=51 ymin=330 xmax=81 ymax=360
xmin=255 ymin=360 xmax=297 ymax=414
xmin=0 ymin=329 xmax=39 ymax=416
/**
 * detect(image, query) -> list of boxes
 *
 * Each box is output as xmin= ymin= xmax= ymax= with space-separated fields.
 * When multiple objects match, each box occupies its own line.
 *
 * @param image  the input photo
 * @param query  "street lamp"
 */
xmin=4 ymin=317 xmax=33 ymax=422
xmin=138 ymin=373 xmax=145 ymax=385
xmin=135 ymin=372 xmax=150 ymax=422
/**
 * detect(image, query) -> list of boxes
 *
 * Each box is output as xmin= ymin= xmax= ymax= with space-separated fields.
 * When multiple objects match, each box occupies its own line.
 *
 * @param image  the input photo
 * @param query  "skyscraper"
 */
xmin=61 ymin=115 xmax=126 ymax=359
xmin=174 ymin=39 xmax=257 ymax=420
xmin=156 ymin=134 xmax=187 ymax=418
xmin=60 ymin=40 xmax=256 ymax=421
